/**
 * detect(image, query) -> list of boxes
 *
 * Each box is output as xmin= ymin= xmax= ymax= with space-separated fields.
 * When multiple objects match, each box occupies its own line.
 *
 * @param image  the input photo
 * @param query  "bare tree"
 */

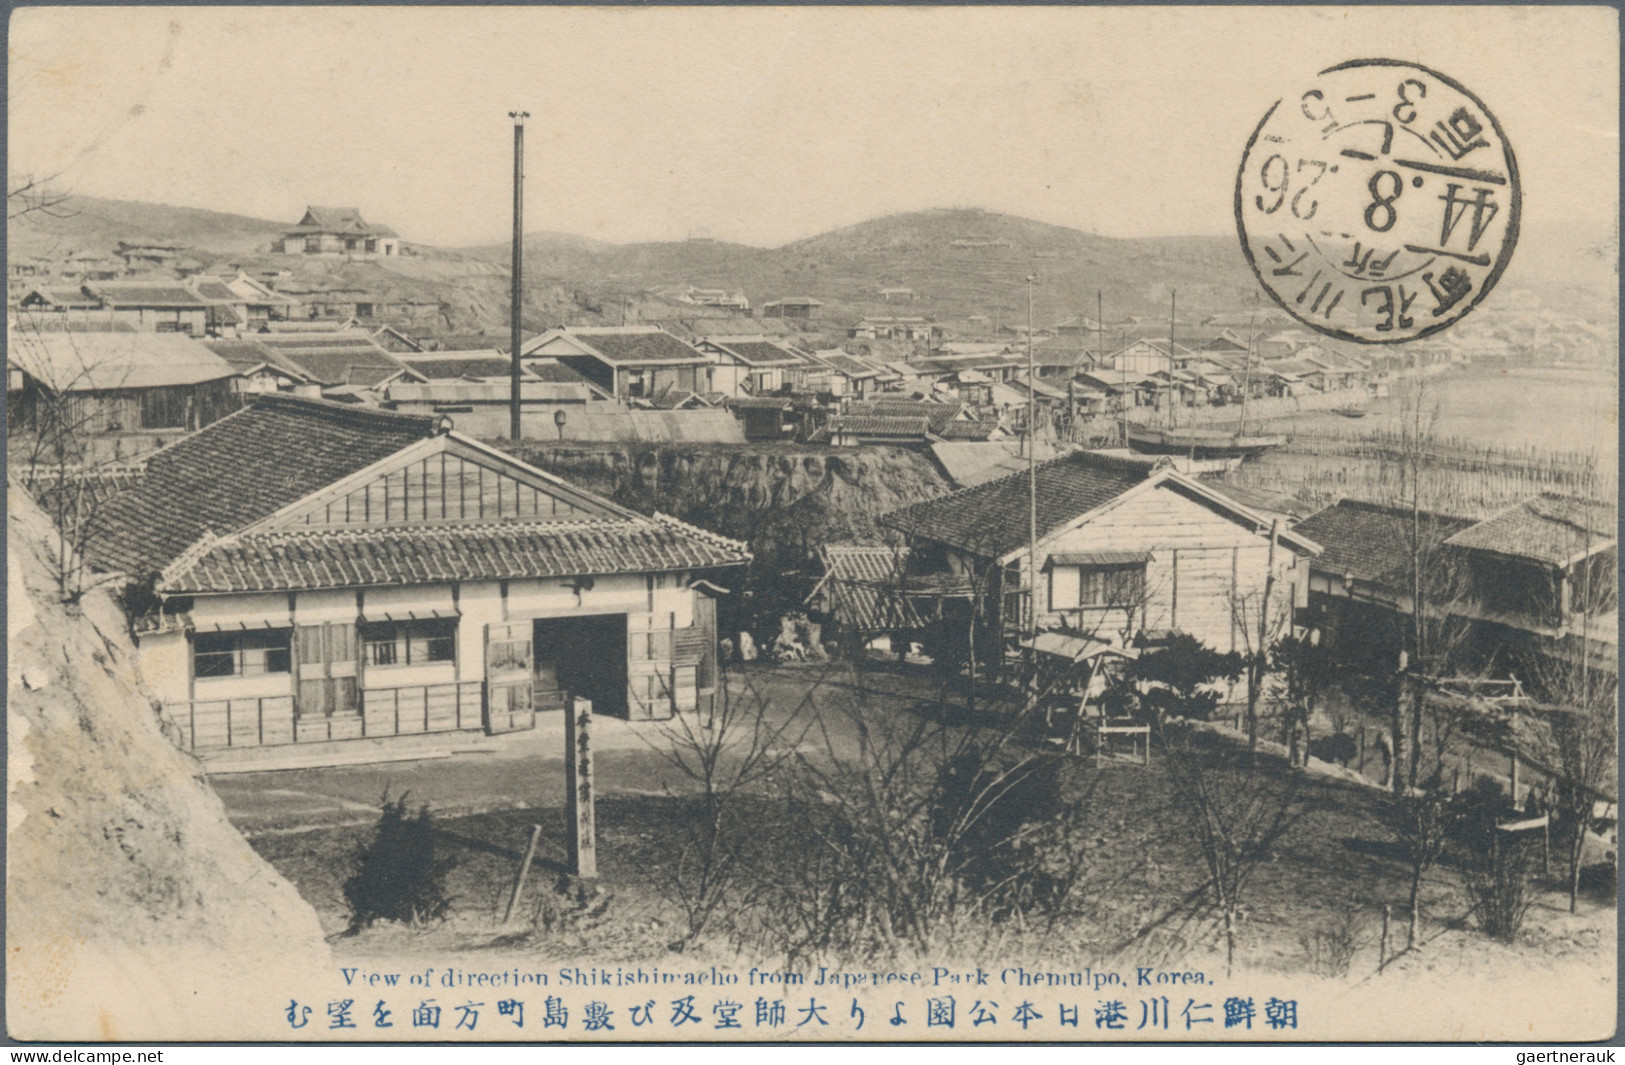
xmin=1157 ymin=719 xmax=1302 ymax=976
xmin=8 ymin=319 xmax=141 ymax=601
xmin=7 ymin=172 xmax=75 ymax=222
xmin=645 ymin=660 xmax=815 ymax=950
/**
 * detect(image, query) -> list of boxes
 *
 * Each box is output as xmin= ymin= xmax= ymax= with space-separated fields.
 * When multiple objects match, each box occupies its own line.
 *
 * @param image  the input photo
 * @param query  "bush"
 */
xmin=1300 ymin=911 xmax=1365 ymax=978
xmin=343 ymin=793 xmax=457 ymax=932
xmin=1460 ymin=836 xmax=1535 ymax=944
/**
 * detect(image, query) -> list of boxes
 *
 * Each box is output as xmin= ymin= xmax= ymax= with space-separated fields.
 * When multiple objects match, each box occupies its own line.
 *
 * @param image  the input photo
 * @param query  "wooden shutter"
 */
xmin=484 ymin=622 xmax=534 ymax=734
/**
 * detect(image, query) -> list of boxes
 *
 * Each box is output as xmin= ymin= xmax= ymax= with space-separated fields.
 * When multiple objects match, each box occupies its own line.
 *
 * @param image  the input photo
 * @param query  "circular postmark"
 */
xmin=1236 ymin=59 xmax=1520 ymax=344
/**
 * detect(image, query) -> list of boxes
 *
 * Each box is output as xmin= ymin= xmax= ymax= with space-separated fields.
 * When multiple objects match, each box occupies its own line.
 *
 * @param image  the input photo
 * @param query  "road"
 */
xmin=209 ymin=658 xmax=957 ymax=835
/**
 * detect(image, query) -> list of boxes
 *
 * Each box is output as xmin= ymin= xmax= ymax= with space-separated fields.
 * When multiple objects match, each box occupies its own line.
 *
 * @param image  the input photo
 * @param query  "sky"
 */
xmin=8 ymin=6 xmax=1619 ymax=248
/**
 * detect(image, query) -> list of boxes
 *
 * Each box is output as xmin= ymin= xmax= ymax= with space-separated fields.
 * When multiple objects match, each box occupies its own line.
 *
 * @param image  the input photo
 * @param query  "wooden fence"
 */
xmin=171 ymin=681 xmax=486 ymax=751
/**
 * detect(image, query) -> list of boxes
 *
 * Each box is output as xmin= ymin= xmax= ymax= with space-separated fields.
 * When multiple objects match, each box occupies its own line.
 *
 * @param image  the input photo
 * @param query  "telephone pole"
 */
xmin=509 ymin=110 xmax=529 ymax=441
xmin=1026 ymin=274 xmax=1039 ymax=638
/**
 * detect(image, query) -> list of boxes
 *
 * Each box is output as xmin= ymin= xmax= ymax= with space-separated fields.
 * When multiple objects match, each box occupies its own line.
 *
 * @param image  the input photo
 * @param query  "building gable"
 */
xmin=256 ymin=434 xmax=630 ymax=531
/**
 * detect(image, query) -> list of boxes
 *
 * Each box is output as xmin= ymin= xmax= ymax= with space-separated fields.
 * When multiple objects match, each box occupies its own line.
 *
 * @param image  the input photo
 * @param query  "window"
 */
xmin=194 ymin=629 xmax=292 ymax=678
xmin=345 ymin=238 xmax=359 ymax=252
xmin=361 ymin=618 xmax=456 ymax=667
xmin=626 ymin=369 xmax=649 ymax=398
xmin=365 ymin=239 xmax=378 ymax=254
xmin=304 ymin=235 xmax=321 ymax=253
xmin=1078 ymin=565 xmax=1145 ymax=608
xmin=355 ymin=303 xmax=374 ymax=318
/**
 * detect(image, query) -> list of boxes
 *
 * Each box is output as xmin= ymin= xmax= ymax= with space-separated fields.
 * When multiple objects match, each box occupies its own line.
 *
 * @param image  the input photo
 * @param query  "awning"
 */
xmin=1045 ymin=551 xmax=1153 ymax=569
xmin=360 ymin=584 xmax=458 ymax=622
xmin=1020 ymin=631 xmax=1139 ymax=662
xmin=190 ymin=593 xmax=292 ymax=632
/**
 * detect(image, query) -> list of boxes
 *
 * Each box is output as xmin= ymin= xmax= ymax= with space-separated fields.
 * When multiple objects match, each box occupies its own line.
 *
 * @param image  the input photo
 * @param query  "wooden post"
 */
xmin=1379 ymin=904 xmax=1391 ymax=972
xmin=503 ymin=824 xmax=543 ymax=923
xmin=1358 ymin=724 xmax=1366 ymax=774
xmin=1509 ymin=752 xmax=1520 ymax=805
xmin=566 ymin=696 xmax=597 ymax=878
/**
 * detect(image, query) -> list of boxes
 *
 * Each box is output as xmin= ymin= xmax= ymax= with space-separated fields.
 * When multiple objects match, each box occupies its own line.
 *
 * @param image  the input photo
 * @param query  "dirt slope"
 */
xmin=6 ymin=487 xmax=329 ymax=1041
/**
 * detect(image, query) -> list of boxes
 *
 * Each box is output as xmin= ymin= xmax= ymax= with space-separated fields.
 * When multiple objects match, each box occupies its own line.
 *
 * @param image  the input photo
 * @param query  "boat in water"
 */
xmin=1126 ymin=423 xmax=1285 ymax=459
xmin=1332 ymin=406 xmax=1368 ymax=419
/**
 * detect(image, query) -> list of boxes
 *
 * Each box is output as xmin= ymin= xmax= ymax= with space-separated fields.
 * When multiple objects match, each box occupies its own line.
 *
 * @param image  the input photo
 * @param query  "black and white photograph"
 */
xmin=5 ymin=5 xmax=1618 ymax=1044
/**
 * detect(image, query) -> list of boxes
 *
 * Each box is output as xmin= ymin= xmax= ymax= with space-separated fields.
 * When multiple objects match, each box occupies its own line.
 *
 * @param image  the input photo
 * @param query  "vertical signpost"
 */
xmin=566 ymin=696 xmax=597 ymax=878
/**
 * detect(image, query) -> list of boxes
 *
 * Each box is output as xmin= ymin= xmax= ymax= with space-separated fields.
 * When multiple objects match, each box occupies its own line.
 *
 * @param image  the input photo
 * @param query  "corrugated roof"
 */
xmin=810 ymin=545 xmax=926 ymax=631
xmin=160 ymin=517 xmax=751 ymax=594
xmin=386 ymin=380 xmax=591 ymax=404
xmin=200 ymin=339 xmax=312 ymax=381
xmin=9 ymin=332 xmax=239 ymax=392
xmin=92 ymin=395 xmax=441 ymax=577
xmin=1444 ymin=494 xmax=1617 ymax=566
xmin=1292 ymin=500 xmax=1477 ymax=586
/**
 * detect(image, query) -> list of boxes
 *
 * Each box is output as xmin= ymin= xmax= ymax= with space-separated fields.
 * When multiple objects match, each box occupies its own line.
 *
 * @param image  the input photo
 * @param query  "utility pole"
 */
xmin=509 ymin=109 xmax=529 ymax=442
xmin=1026 ymin=274 xmax=1039 ymax=638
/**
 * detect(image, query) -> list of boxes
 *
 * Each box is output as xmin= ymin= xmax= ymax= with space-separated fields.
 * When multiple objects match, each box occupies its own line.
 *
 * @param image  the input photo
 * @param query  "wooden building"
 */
xmin=279 ymin=206 xmax=401 ymax=258
xmin=8 ymin=331 xmax=242 ymax=440
xmin=694 ymin=335 xmax=807 ymax=397
xmin=521 ymin=326 xmax=711 ymax=401
xmin=88 ymin=395 xmax=748 ymax=768
xmin=760 ymin=296 xmax=823 ymax=320
xmin=881 ymin=451 xmax=1318 ymax=658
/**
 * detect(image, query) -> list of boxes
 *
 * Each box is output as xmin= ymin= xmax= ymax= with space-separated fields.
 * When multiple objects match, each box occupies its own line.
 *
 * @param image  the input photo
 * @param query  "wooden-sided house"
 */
xmin=520 ymin=326 xmax=712 ymax=401
xmin=8 ymin=331 xmax=242 ymax=439
xmin=89 ymin=394 xmax=749 ymax=766
xmin=880 ymin=450 xmax=1319 ymax=657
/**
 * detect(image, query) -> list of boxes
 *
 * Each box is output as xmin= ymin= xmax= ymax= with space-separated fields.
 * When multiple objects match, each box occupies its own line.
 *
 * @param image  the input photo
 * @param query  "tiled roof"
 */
xmin=200 ymin=339 xmax=311 ymax=380
xmin=293 ymin=206 xmax=399 ymax=238
xmin=1292 ymin=500 xmax=1476 ymax=586
xmin=813 ymin=353 xmax=880 ymax=378
xmin=520 ymin=358 xmax=595 ymax=386
xmin=92 ymin=396 xmax=440 ymax=577
xmin=547 ymin=327 xmax=709 ymax=365
xmin=1444 ymin=494 xmax=1617 ymax=566
xmin=252 ymin=333 xmax=411 ymax=386
xmin=17 ymin=285 xmax=103 ymax=309
xmin=187 ymin=279 xmax=240 ymax=303
xmin=848 ymin=400 xmax=965 ymax=436
xmin=9 ymin=331 xmax=239 ymax=391
xmin=881 ymin=450 xmax=1152 ymax=558
xmin=827 ymin=414 xmax=931 ymax=438
xmin=396 ymin=353 xmax=523 ymax=380
xmin=84 ymin=282 xmax=209 ymax=308
xmin=709 ymin=340 xmax=806 ymax=367
xmin=158 ymin=516 xmax=751 ymax=594
xmin=934 ymin=419 xmax=1001 ymax=441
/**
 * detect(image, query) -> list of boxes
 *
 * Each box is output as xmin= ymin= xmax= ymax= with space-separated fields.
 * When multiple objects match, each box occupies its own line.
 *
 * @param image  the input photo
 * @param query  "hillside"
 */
xmin=458 ymin=208 xmax=1256 ymax=326
xmin=7 ymin=486 xmax=329 ymax=1039
xmin=11 ymin=196 xmax=1613 ymax=335
xmin=8 ymin=194 xmax=289 ymax=259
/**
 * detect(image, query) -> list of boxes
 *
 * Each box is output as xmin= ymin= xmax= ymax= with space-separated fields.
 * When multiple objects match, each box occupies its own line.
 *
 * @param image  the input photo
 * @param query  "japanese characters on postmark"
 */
xmin=1236 ymin=59 xmax=1520 ymax=343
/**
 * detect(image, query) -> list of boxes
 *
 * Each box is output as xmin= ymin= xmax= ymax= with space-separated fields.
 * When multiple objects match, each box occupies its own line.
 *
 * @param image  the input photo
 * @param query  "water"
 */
xmin=1265 ymin=366 xmax=1619 ymax=467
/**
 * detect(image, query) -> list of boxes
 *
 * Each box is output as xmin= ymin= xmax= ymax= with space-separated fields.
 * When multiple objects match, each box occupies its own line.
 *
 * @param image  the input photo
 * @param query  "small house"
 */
xmin=881 ymin=451 xmax=1318 ymax=658
xmin=8 ymin=331 xmax=242 ymax=442
xmin=522 ymin=326 xmax=712 ymax=401
xmin=760 ymin=297 xmax=823 ymax=320
xmin=280 ymin=206 xmax=400 ymax=258
xmin=694 ymin=335 xmax=807 ymax=397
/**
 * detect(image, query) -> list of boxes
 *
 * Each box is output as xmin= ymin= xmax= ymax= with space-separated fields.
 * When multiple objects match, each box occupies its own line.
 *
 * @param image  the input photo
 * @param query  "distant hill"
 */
xmin=10 ymin=196 xmax=1612 ymax=333
xmin=9 ymin=195 xmax=290 ymax=259
xmin=455 ymin=207 xmax=1259 ymax=327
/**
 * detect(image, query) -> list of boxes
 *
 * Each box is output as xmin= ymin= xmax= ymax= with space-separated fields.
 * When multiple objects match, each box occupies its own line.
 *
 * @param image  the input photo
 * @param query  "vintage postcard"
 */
xmin=6 ymin=5 xmax=1618 ymax=1044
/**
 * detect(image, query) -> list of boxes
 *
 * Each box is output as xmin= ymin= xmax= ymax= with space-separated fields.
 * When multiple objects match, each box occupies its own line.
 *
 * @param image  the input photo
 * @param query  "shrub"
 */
xmin=1460 ymin=836 xmax=1535 ymax=944
xmin=343 ymin=793 xmax=456 ymax=932
xmin=1300 ymin=911 xmax=1365 ymax=978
